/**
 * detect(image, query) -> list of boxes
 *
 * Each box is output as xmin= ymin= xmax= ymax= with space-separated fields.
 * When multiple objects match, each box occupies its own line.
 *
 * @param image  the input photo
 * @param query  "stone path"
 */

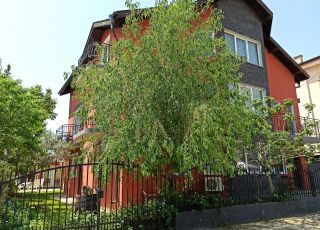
xmin=212 ymin=212 xmax=320 ymax=230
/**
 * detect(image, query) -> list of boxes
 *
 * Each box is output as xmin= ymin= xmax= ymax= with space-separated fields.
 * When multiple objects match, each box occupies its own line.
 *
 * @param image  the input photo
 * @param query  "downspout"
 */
xmin=109 ymin=13 xmax=118 ymax=41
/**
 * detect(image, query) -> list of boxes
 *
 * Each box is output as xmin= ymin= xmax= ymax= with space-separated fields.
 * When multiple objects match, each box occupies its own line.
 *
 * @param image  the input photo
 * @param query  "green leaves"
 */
xmin=74 ymin=0 xmax=253 ymax=175
xmin=0 ymin=62 xmax=56 ymax=173
xmin=252 ymin=97 xmax=317 ymax=172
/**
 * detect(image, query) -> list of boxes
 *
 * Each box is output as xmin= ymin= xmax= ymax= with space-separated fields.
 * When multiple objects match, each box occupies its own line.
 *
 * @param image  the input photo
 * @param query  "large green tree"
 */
xmin=73 ymin=0 xmax=255 ymax=174
xmin=0 ymin=61 xmax=56 ymax=174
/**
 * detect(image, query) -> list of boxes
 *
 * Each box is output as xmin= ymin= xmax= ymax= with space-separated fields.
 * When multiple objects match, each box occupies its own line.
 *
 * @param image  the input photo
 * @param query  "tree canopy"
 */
xmin=0 ymin=61 xmax=56 ymax=174
xmin=74 ymin=0 xmax=255 ymax=174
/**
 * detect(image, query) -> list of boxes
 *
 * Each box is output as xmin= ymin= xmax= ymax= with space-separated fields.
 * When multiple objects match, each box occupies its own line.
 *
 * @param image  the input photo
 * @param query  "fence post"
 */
xmin=96 ymin=164 xmax=103 ymax=230
xmin=309 ymin=171 xmax=316 ymax=198
xmin=0 ymin=179 xmax=2 ymax=197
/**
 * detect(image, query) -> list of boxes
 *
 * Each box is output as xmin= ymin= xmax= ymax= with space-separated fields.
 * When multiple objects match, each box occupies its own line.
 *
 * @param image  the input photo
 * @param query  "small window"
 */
xmin=239 ymin=84 xmax=265 ymax=110
xmin=240 ymin=86 xmax=252 ymax=108
xmin=103 ymin=35 xmax=111 ymax=63
xmin=224 ymin=33 xmax=236 ymax=52
xmin=252 ymin=88 xmax=264 ymax=101
xmin=248 ymin=42 xmax=259 ymax=65
xmin=236 ymin=38 xmax=247 ymax=58
xmin=224 ymin=30 xmax=262 ymax=66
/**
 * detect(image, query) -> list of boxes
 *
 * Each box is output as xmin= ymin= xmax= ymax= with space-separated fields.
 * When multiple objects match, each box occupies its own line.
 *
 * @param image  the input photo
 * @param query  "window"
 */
xmin=248 ymin=42 xmax=259 ymax=65
xmin=102 ymin=35 xmax=111 ymax=63
xmin=239 ymin=84 xmax=265 ymax=109
xmin=224 ymin=30 xmax=262 ymax=66
xmin=236 ymin=38 xmax=247 ymax=58
xmin=225 ymin=33 xmax=235 ymax=52
xmin=287 ymin=105 xmax=297 ymax=135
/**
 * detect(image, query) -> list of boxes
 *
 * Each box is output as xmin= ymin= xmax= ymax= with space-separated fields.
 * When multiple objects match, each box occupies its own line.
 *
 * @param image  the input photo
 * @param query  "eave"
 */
xmin=300 ymin=56 xmax=320 ymax=69
xmin=59 ymin=0 xmax=274 ymax=96
xmin=265 ymin=36 xmax=309 ymax=83
xmin=58 ymin=75 xmax=73 ymax=96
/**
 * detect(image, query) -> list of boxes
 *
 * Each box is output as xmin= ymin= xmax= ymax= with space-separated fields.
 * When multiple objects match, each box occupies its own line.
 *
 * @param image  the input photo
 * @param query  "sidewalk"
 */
xmin=212 ymin=212 xmax=320 ymax=230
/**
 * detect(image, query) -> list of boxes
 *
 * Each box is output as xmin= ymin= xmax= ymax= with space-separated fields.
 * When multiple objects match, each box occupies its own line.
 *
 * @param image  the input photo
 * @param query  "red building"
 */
xmin=57 ymin=0 xmax=318 ymax=205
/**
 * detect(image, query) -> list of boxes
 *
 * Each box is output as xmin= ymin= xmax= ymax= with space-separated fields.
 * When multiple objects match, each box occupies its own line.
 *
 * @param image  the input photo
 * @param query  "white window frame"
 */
xmin=239 ymin=83 xmax=266 ymax=109
xmin=224 ymin=29 xmax=263 ymax=67
xmin=102 ymin=34 xmax=111 ymax=63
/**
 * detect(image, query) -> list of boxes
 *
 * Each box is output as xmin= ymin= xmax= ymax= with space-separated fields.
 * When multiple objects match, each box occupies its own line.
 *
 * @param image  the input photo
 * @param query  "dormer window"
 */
xmin=224 ymin=29 xmax=262 ymax=67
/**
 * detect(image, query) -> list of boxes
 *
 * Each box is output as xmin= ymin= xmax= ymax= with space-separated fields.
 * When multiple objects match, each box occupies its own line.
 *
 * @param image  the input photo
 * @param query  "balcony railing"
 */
xmin=78 ymin=42 xmax=110 ymax=66
xmin=300 ymin=116 xmax=320 ymax=138
xmin=272 ymin=115 xmax=320 ymax=139
xmin=56 ymin=122 xmax=96 ymax=142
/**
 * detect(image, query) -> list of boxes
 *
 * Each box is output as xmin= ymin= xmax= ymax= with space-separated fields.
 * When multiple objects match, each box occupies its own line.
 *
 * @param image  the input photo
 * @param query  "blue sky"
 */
xmin=0 ymin=0 xmax=319 ymax=132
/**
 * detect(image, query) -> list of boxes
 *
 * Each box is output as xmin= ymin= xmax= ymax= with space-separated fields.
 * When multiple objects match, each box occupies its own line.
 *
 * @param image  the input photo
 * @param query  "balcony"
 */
xmin=272 ymin=115 xmax=320 ymax=143
xmin=78 ymin=42 xmax=110 ymax=66
xmin=56 ymin=121 xmax=103 ymax=143
xmin=56 ymin=124 xmax=82 ymax=142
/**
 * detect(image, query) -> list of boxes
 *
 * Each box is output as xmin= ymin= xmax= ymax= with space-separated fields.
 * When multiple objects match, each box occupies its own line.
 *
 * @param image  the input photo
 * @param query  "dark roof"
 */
xmin=58 ymin=0 xmax=273 ymax=95
xmin=58 ymin=75 xmax=73 ymax=96
xmin=59 ymin=20 xmax=110 ymax=96
xmin=244 ymin=0 xmax=273 ymax=36
xmin=110 ymin=1 xmax=273 ymax=35
xmin=216 ymin=0 xmax=273 ymax=36
xmin=300 ymin=56 xmax=320 ymax=66
xmin=80 ymin=19 xmax=111 ymax=62
xmin=265 ymin=36 xmax=309 ymax=83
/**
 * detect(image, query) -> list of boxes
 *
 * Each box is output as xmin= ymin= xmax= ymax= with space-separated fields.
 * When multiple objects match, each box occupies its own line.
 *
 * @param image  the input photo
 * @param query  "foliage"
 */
xmin=251 ymin=97 xmax=317 ymax=172
xmin=41 ymin=131 xmax=72 ymax=162
xmin=73 ymin=0 xmax=254 ymax=175
xmin=162 ymin=189 xmax=292 ymax=213
xmin=164 ymin=191 xmax=226 ymax=211
xmin=0 ymin=61 xmax=56 ymax=174
xmin=115 ymin=200 xmax=177 ymax=229
xmin=0 ymin=191 xmax=176 ymax=230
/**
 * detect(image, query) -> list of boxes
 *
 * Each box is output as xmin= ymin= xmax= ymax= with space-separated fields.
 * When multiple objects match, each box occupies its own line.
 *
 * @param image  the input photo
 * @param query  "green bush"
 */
xmin=164 ymin=191 xmax=227 ymax=211
xmin=114 ymin=200 xmax=177 ymax=229
xmin=0 ymin=197 xmax=177 ymax=230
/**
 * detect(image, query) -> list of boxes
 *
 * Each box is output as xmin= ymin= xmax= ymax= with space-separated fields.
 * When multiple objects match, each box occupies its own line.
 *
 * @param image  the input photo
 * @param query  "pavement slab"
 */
xmin=211 ymin=212 xmax=320 ymax=230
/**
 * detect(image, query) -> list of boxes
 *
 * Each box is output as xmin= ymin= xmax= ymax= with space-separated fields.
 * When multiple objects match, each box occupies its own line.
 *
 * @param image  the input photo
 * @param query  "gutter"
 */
xmin=109 ymin=13 xmax=118 ymax=41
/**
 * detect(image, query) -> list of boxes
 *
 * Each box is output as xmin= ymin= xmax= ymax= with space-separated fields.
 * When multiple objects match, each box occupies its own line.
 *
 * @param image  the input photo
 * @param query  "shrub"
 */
xmin=114 ymin=200 xmax=177 ymax=229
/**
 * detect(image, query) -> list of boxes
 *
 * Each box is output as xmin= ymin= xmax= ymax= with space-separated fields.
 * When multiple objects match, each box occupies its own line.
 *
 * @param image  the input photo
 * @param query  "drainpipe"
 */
xmin=109 ymin=13 xmax=118 ymax=41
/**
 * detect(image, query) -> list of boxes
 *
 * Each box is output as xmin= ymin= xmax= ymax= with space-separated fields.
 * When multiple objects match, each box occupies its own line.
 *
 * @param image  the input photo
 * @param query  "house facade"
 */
xmin=56 ymin=0 xmax=317 ymax=203
xmin=295 ymin=55 xmax=320 ymax=126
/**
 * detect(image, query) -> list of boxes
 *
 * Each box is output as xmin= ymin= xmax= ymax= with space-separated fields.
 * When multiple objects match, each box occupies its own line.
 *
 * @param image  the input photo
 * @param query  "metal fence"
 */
xmin=1 ymin=161 xmax=320 ymax=229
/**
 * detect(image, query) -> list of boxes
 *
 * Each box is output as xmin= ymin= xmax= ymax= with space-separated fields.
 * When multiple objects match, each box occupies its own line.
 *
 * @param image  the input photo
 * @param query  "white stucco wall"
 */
xmin=297 ymin=59 xmax=320 ymax=120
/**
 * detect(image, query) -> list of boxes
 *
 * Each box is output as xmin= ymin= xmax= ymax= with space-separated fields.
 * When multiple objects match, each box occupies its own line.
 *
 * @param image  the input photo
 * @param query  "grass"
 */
xmin=1 ymin=189 xmax=117 ymax=229
xmin=1 ymin=189 xmax=82 ymax=229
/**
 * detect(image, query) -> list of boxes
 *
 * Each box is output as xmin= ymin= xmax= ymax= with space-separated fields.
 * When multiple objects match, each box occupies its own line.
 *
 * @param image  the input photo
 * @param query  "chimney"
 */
xmin=294 ymin=55 xmax=304 ymax=64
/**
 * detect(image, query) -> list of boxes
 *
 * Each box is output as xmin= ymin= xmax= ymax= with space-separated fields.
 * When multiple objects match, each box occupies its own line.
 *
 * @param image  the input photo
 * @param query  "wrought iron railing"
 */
xmin=78 ymin=42 xmax=111 ymax=66
xmin=272 ymin=115 xmax=320 ymax=138
xmin=1 ymin=161 xmax=320 ymax=229
xmin=56 ymin=124 xmax=80 ymax=142
xmin=56 ymin=121 xmax=96 ymax=142
xmin=300 ymin=116 xmax=320 ymax=138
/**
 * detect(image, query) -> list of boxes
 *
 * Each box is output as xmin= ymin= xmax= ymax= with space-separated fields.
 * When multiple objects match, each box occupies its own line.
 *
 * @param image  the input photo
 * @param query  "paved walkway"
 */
xmin=212 ymin=212 xmax=320 ymax=230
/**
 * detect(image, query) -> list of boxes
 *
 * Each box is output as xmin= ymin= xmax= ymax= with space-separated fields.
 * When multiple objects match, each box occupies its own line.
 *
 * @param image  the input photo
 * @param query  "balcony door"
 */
xmin=288 ymin=105 xmax=297 ymax=135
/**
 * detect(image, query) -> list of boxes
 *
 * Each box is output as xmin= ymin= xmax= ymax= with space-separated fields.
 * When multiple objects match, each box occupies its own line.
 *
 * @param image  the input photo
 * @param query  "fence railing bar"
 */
xmin=70 ymin=164 xmax=77 ymax=227
xmin=57 ymin=164 xmax=64 ymax=228
xmin=4 ymin=161 xmax=320 ymax=229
